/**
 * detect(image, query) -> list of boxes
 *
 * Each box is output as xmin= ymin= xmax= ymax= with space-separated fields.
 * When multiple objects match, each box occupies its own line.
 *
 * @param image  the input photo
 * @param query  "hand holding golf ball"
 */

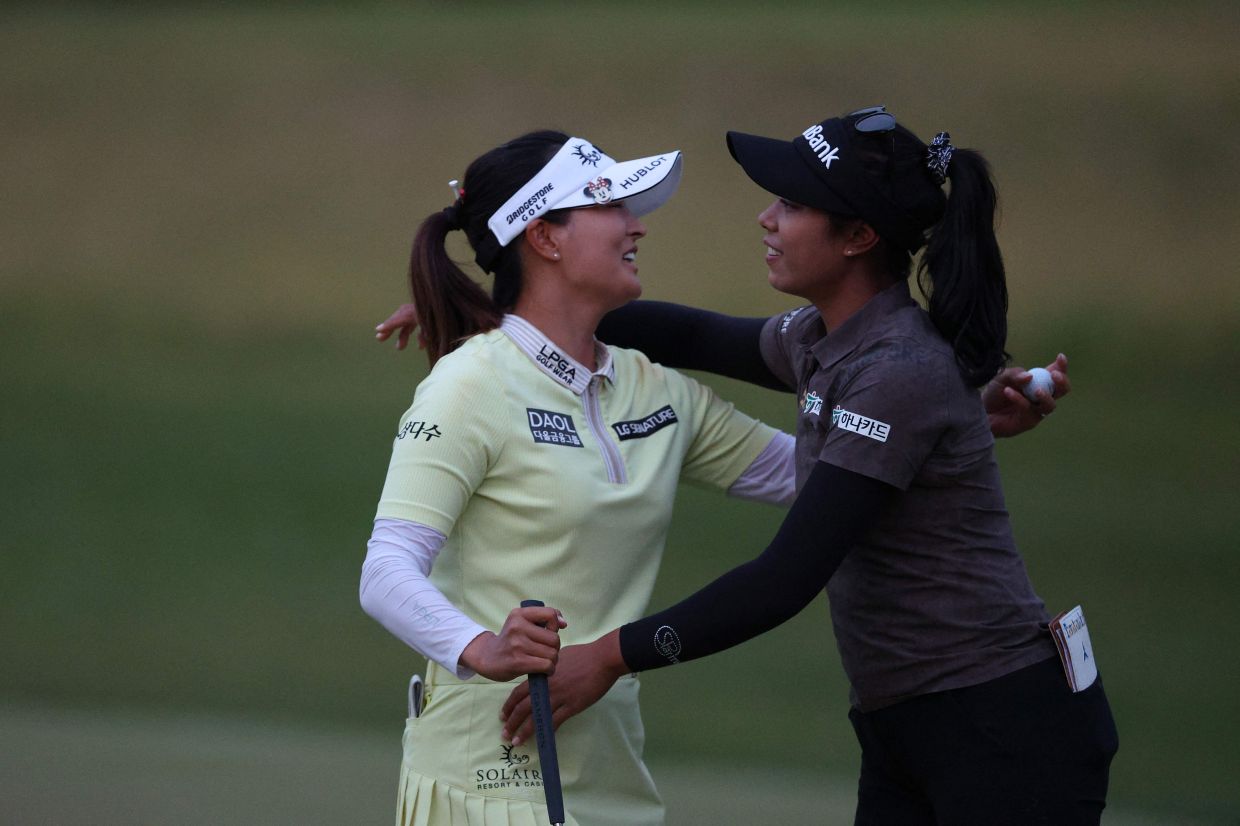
xmin=1022 ymin=367 xmax=1055 ymax=403
xmin=983 ymin=354 xmax=1069 ymax=437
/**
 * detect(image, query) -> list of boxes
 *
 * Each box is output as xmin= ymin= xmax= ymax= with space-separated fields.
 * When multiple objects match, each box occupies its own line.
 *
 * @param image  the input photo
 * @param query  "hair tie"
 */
xmin=926 ymin=132 xmax=954 ymax=184
xmin=441 ymin=179 xmax=466 ymax=231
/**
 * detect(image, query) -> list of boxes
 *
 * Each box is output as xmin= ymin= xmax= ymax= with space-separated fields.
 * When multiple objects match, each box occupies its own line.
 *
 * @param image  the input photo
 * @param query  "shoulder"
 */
xmin=409 ymin=330 xmax=519 ymax=423
xmin=607 ymin=344 xmax=722 ymax=411
xmin=607 ymin=344 xmax=690 ymax=392
xmin=759 ymin=305 xmax=820 ymax=384
xmin=840 ymin=317 xmax=957 ymax=402
xmin=767 ymin=305 xmax=821 ymax=343
xmin=608 ymin=342 xmax=659 ymax=370
xmin=400 ymin=331 xmax=518 ymax=446
xmin=863 ymin=304 xmax=952 ymax=367
xmin=422 ymin=329 xmax=514 ymax=388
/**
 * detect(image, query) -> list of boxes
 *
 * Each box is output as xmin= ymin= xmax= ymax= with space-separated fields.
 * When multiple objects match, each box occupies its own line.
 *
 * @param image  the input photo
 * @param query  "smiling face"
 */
xmin=550 ymin=202 xmax=647 ymax=311
xmin=758 ymin=198 xmax=852 ymax=304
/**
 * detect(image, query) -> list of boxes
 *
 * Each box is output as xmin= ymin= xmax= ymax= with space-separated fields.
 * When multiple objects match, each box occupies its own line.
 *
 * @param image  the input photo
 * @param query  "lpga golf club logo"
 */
xmin=535 ymin=344 xmax=578 ymax=386
xmin=573 ymin=142 xmax=603 ymax=166
xmin=654 ymin=625 xmax=682 ymax=664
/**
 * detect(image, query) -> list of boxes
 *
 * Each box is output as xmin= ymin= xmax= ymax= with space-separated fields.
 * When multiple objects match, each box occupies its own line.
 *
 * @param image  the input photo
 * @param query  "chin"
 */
xmin=766 ymin=269 xmax=792 ymax=293
xmin=606 ymin=283 xmax=642 ymax=313
xmin=767 ymin=273 xmax=809 ymax=301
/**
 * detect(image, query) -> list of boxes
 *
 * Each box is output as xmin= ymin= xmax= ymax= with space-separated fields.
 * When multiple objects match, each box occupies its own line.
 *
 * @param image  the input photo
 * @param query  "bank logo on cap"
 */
xmin=802 ymin=124 xmax=840 ymax=169
xmin=572 ymin=143 xmax=602 ymax=166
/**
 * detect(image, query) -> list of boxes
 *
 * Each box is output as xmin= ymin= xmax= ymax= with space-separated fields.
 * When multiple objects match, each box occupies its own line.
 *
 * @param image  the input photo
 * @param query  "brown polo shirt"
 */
xmin=760 ymin=280 xmax=1055 ymax=710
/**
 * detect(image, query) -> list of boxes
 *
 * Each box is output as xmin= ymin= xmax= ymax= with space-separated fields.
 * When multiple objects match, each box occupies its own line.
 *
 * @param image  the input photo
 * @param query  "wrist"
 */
xmin=590 ymin=629 xmax=630 ymax=681
xmin=458 ymin=630 xmax=496 ymax=673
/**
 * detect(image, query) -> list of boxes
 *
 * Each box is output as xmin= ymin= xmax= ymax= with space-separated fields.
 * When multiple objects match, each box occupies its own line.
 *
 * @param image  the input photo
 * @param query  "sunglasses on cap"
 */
xmin=848 ymin=105 xmax=898 ymax=134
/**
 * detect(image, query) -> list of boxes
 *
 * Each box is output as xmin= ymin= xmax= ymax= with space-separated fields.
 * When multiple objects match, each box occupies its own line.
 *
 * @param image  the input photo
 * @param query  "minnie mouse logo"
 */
xmin=584 ymin=177 xmax=613 ymax=204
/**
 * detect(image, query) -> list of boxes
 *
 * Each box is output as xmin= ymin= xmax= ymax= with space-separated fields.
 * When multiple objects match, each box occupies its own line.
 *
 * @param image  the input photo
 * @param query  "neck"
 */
xmin=513 ymin=289 xmax=604 ymax=371
xmin=812 ymin=262 xmax=898 ymax=330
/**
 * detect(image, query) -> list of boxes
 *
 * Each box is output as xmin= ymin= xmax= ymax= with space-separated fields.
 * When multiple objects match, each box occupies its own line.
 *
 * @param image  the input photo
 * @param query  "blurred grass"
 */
xmin=1 ymin=702 xmax=1217 ymax=826
xmin=2 ymin=3 xmax=1239 ymax=822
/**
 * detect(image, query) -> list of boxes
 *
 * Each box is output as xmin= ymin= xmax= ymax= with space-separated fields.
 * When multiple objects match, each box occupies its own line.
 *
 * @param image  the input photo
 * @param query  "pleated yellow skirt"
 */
xmin=394 ymin=664 xmax=664 ymax=826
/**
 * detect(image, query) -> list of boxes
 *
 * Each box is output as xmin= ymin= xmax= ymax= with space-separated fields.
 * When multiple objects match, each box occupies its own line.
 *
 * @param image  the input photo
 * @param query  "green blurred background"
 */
xmin=3 ymin=3 xmax=1238 ymax=823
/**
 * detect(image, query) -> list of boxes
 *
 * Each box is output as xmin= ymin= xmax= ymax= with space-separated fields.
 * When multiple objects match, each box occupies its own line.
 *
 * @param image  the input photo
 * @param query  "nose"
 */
xmin=628 ymin=212 xmax=647 ymax=239
xmin=758 ymin=200 xmax=778 ymax=230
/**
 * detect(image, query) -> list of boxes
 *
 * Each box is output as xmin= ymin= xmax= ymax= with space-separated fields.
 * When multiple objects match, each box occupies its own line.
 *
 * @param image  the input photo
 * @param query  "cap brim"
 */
xmin=726 ymin=132 xmax=856 ymax=215
xmin=554 ymin=151 xmax=683 ymax=215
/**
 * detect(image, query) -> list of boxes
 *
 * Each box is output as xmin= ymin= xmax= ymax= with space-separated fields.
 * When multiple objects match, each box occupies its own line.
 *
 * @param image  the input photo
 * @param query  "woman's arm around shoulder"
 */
xmin=600 ymin=301 xmax=789 ymax=390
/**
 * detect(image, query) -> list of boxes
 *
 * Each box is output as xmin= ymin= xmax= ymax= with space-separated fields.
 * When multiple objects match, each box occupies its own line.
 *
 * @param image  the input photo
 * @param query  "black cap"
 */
xmin=727 ymin=108 xmax=934 ymax=252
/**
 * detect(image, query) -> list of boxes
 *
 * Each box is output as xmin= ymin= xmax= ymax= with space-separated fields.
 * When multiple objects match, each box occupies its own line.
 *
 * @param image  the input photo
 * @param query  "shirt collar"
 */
xmin=500 ymin=314 xmax=615 ymax=396
xmin=808 ymin=279 xmax=917 ymax=370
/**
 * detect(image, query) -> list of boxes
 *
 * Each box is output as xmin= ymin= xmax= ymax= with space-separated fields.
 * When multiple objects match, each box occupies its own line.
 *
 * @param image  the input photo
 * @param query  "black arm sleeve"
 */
xmin=597 ymin=301 xmax=790 ymax=391
xmin=619 ymin=461 xmax=898 ymax=672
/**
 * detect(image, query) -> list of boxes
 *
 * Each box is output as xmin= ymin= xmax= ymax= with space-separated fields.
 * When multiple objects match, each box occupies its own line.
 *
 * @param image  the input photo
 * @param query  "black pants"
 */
xmin=848 ymin=656 xmax=1118 ymax=825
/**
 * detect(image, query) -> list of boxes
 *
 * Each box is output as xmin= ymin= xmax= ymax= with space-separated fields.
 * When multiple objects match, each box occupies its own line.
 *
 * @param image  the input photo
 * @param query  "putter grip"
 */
xmin=520 ymin=599 xmax=565 ymax=826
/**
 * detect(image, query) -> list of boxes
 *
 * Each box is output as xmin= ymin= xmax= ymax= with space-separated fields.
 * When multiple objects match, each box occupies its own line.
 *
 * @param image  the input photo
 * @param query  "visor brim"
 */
xmin=554 ymin=151 xmax=683 ymax=216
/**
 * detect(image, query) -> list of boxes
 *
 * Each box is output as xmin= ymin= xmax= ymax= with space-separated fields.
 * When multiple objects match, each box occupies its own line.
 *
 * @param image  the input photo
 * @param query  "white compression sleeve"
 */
xmin=359 ymin=518 xmax=489 ymax=680
xmin=726 ymin=431 xmax=796 ymax=507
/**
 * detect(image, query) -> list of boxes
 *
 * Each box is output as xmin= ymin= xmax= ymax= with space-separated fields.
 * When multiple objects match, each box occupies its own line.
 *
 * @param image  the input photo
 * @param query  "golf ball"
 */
xmin=1022 ymin=367 xmax=1054 ymax=402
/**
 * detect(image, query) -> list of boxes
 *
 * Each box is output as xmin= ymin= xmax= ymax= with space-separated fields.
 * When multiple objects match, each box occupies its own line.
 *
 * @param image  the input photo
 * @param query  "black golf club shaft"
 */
xmin=521 ymin=599 xmax=565 ymax=826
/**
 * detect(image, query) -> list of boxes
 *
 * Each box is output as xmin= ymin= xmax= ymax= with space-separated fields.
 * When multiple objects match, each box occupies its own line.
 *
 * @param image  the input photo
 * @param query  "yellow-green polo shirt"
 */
xmin=376 ymin=314 xmax=777 ymax=645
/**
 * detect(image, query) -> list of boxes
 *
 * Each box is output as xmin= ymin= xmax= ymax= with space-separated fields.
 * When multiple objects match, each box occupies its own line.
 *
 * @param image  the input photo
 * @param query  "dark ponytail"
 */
xmin=847 ymin=116 xmax=1009 ymax=387
xmin=917 ymin=148 xmax=1009 ymax=387
xmin=409 ymin=209 xmax=502 ymax=366
xmin=408 ymin=130 xmax=570 ymax=366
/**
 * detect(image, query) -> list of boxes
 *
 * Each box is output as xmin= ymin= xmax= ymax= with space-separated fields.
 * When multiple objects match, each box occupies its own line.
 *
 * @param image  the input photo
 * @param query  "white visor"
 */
xmin=486 ymin=137 xmax=683 ymax=248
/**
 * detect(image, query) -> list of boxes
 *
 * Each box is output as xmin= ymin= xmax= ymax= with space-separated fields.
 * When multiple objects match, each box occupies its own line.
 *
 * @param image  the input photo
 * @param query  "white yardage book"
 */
xmin=1049 ymin=605 xmax=1098 ymax=692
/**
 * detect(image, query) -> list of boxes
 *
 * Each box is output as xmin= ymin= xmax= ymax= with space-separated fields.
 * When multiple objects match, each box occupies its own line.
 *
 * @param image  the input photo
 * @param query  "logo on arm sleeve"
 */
xmin=526 ymin=408 xmax=584 ymax=447
xmin=654 ymin=625 xmax=682 ymax=664
xmin=832 ymin=405 xmax=891 ymax=443
xmin=779 ymin=307 xmax=806 ymax=334
xmin=396 ymin=421 xmax=443 ymax=441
